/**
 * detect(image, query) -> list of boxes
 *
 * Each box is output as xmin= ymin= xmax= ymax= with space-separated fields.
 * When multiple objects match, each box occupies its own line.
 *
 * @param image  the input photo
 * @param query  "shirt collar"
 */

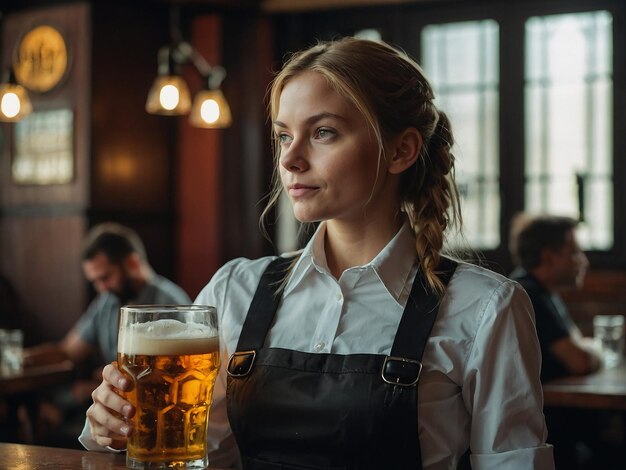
xmin=283 ymin=220 xmax=417 ymax=304
xmin=282 ymin=223 xmax=327 ymax=297
xmin=370 ymin=220 xmax=417 ymax=303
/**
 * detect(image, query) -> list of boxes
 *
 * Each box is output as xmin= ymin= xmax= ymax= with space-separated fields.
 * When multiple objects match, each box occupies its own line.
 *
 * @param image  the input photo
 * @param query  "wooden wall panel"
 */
xmin=89 ymin=2 xmax=177 ymax=280
xmin=176 ymin=13 xmax=276 ymax=297
xmin=0 ymin=2 xmax=181 ymax=343
xmin=220 ymin=14 xmax=275 ymax=263
xmin=0 ymin=215 xmax=85 ymax=344
xmin=90 ymin=2 xmax=173 ymax=214
xmin=0 ymin=3 xmax=90 ymax=344
xmin=0 ymin=2 xmax=90 ymax=209
xmin=176 ymin=15 xmax=223 ymax=298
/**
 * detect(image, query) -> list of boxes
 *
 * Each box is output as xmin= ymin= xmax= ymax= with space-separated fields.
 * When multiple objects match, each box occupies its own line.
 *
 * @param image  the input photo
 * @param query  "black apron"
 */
xmin=227 ymin=256 xmax=459 ymax=470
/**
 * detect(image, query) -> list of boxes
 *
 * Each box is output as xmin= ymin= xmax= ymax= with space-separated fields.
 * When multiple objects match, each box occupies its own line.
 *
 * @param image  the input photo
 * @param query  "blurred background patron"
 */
xmin=508 ymin=213 xmax=611 ymax=470
xmin=509 ymin=213 xmax=601 ymax=382
xmin=23 ymin=223 xmax=190 ymax=446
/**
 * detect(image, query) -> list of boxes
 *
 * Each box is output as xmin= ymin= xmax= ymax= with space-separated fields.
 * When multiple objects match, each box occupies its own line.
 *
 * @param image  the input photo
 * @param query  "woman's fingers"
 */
xmin=91 ymin=383 xmax=134 ymax=418
xmin=102 ymin=362 xmax=131 ymax=391
xmin=87 ymin=361 xmax=135 ymax=447
xmin=87 ymin=401 xmax=132 ymax=444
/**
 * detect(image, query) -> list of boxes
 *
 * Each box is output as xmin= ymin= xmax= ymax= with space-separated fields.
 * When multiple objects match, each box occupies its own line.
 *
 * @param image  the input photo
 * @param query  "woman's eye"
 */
xmin=315 ymin=128 xmax=335 ymax=140
xmin=277 ymin=133 xmax=292 ymax=145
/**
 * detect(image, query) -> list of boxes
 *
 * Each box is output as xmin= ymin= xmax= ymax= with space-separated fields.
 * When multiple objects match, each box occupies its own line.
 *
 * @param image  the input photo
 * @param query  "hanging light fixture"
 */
xmin=145 ymin=45 xmax=192 ymax=116
xmin=189 ymin=87 xmax=231 ymax=128
xmin=146 ymin=8 xmax=231 ymax=129
xmin=189 ymin=65 xmax=231 ymax=128
xmin=0 ymin=68 xmax=32 ymax=122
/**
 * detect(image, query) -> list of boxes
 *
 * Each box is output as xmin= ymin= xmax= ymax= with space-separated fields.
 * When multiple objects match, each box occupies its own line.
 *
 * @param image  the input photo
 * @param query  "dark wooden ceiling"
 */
xmin=0 ymin=0 xmax=424 ymax=15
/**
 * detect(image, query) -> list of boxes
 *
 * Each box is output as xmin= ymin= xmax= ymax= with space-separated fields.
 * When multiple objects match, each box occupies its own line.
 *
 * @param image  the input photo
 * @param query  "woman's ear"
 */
xmin=388 ymin=128 xmax=422 ymax=175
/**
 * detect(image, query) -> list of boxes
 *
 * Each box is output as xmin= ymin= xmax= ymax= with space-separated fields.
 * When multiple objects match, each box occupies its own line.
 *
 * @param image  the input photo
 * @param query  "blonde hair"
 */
xmin=262 ymin=37 xmax=461 ymax=295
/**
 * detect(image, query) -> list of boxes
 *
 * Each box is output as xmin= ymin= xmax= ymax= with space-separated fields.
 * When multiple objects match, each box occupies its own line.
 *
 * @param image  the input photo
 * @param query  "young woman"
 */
xmin=82 ymin=37 xmax=554 ymax=469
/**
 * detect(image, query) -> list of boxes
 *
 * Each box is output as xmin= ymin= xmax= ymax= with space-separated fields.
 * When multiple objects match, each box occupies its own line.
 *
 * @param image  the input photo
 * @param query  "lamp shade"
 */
xmin=145 ymin=75 xmax=191 ymax=115
xmin=0 ymin=82 xmax=32 ymax=122
xmin=189 ymin=89 xmax=232 ymax=129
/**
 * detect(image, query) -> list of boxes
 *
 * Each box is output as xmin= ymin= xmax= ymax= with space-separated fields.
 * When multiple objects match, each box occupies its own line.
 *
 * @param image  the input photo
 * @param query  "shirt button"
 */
xmin=335 ymin=292 xmax=343 ymax=302
xmin=313 ymin=342 xmax=326 ymax=352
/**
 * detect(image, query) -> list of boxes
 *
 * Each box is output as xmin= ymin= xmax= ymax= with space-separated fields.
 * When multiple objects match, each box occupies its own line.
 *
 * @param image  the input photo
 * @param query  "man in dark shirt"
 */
xmin=509 ymin=214 xmax=601 ymax=381
xmin=509 ymin=213 xmax=604 ymax=469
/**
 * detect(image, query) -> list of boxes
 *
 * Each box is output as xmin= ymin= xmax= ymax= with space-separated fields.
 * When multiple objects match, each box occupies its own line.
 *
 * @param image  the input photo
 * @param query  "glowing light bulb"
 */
xmin=159 ymin=85 xmax=180 ymax=110
xmin=200 ymin=99 xmax=220 ymax=124
xmin=1 ymin=92 xmax=21 ymax=118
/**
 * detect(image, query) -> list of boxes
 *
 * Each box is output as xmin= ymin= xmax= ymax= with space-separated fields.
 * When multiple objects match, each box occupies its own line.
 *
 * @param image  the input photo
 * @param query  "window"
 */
xmin=421 ymin=20 xmax=500 ymax=249
xmin=418 ymin=8 xmax=616 ymax=263
xmin=525 ymin=11 xmax=613 ymax=249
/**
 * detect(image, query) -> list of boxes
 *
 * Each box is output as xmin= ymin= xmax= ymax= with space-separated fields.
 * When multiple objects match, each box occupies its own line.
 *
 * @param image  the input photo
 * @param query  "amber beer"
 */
xmin=117 ymin=305 xmax=219 ymax=469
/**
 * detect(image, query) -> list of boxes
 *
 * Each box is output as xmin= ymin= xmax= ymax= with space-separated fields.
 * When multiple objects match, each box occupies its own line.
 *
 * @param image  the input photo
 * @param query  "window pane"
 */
xmin=525 ymin=11 xmax=613 ymax=249
xmin=354 ymin=28 xmax=382 ymax=42
xmin=422 ymin=20 xmax=500 ymax=249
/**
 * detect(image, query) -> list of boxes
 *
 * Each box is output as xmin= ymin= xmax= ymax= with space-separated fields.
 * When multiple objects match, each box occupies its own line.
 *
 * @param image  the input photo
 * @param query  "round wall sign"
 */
xmin=13 ymin=25 xmax=68 ymax=93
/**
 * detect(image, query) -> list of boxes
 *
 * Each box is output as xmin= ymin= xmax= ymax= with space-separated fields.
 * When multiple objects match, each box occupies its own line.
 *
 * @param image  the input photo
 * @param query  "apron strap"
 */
xmin=381 ymin=257 xmax=457 ymax=387
xmin=228 ymin=256 xmax=295 ymax=377
xmin=234 ymin=256 xmax=295 ymax=353
xmin=389 ymin=256 xmax=457 ymax=360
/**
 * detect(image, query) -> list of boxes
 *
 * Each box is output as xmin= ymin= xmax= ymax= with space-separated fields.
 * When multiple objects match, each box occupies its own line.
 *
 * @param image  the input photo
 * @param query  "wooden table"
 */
xmin=543 ymin=363 xmax=626 ymax=410
xmin=0 ymin=360 xmax=74 ymax=443
xmin=0 ymin=442 xmax=126 ymax=469
xmin=0 ymin=360 xmax=74 ymax=396
xmin=0 ymin=442 xmax=229 ymax=469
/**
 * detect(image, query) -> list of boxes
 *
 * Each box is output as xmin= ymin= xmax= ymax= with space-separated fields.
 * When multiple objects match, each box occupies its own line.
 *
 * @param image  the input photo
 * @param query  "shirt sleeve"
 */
xmin=195 ymin=259 xmax=244 ymax=469
xmin=77 ymin=420 xmax=124 ymax=452
xmin=463 ymin=280 xmax=555 ymax=469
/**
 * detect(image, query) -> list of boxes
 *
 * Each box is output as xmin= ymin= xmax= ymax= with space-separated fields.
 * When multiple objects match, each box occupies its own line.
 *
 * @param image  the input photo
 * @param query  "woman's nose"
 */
xmin=280 ymin=140 xmax=309 ymax=173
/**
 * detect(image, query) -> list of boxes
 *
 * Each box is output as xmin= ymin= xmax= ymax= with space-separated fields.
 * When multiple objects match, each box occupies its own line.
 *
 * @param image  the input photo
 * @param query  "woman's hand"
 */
xmin=86 ymin=362 xmax=134 ymax=449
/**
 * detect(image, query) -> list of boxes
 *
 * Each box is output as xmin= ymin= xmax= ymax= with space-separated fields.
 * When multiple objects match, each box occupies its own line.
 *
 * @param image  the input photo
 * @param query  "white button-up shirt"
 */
xmin=80 ymin=221 xmax=554 ymax=469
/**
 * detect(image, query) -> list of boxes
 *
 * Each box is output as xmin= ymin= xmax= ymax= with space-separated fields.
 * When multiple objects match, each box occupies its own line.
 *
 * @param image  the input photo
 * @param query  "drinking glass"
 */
xmin=593 ymin=315 xmax=625 ymax=369
xmin=0 ymin=329 xmax=24 ymax=376
xmin=117 ymin=305 xmax=220 ymax=469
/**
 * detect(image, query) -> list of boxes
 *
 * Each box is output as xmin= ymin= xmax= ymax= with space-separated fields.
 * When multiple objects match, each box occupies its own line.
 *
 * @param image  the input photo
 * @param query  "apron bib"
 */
xmin=227 ymin=256 xmax=458 ymax=470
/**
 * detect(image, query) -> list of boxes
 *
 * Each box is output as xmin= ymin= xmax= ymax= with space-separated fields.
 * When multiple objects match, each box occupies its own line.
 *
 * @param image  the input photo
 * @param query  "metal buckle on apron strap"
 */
xmin=227 ymin=350 xmax=257 ymax=377
xmin=381 ymin=356 xmax=422 ymax=387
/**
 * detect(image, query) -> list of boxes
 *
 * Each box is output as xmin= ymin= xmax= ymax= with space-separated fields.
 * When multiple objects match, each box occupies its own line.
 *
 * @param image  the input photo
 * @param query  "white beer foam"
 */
xmin=118 ymin=319 xmax=219 ymax=356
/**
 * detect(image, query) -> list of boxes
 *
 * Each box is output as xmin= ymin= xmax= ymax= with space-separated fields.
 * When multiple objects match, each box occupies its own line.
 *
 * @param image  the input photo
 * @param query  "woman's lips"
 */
xmin=288 ymin=184 xmax=318 ymax=197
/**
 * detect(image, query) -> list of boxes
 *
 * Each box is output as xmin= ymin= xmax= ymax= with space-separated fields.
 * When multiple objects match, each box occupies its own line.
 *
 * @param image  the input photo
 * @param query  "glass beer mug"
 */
xmin=118 ymin=305 xmax=220 ymax=469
